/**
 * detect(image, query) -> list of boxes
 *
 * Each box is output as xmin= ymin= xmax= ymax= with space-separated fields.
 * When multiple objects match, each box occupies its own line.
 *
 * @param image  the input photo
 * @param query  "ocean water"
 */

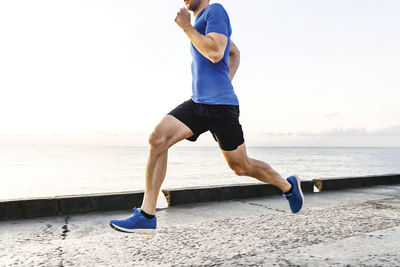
xmin=0 ymin=146 xmax=399 ymax=200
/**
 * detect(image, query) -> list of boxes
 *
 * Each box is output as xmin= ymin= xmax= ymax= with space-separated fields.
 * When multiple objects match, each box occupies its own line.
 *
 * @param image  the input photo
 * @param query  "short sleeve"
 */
xmin=205 ymin=4 xmax=230 ymax=37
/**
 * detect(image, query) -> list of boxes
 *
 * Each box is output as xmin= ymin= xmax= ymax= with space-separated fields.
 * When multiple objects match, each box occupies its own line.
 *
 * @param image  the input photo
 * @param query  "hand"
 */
xmin=175 ymin=7 xmax=191 ymax=30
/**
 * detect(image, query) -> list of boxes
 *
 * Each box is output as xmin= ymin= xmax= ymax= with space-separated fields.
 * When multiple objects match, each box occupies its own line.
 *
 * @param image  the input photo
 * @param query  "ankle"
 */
xmin=282 ymin=180 xmax=293 ymax=194
xmin=140 ymin=208 xmax=155 ymax=219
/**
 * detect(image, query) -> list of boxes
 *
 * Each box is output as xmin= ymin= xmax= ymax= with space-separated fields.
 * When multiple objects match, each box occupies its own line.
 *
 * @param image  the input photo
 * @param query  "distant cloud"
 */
xmin=323 ymin=113 xmax=342 ymax=118
xmin=261 ymin=125 xmax=400 ymax=138
xmin=373 ymin=125 xmax=400 ymax=136
xmin=95 ymin=131 xmax=148 ymax=137
xmin=263 ymin=132 xmax=293 ymax=136
xmin=0 ymin=132 xmax=45 ymax=137
xmin=96 ymin=131 xmax=121 ymax=136
xmin=298 ymin=125 xmax=400 ymax=137
xmin=298 ymin=128 xmax=367 ymax=136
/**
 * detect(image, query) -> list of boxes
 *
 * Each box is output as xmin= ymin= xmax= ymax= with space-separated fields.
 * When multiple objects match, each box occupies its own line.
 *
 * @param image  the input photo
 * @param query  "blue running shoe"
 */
xmin=110 ymin=207 xmax=156 ymax=235
xmin=282 ymin=175 xmax=304 ymax=213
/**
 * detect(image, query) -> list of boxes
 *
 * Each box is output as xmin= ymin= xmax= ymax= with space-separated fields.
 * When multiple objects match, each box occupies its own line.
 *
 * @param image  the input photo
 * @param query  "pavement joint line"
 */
xmin=56 ymin=245 xmax=64 ymax=267
xmin=314 ymin=189 xmax=400 ymax=197
xmin=61 ymin=216 xmax=70 ymax=240
xmin=342 ymin=190 xmax=400 ymax=198
xmin=239 ymin=200 xmax=286 ymax=213
xmin=363 ymin=199 xmax=400 ymax=211
xmin=56 ymin=216 xmax=70 ymax=267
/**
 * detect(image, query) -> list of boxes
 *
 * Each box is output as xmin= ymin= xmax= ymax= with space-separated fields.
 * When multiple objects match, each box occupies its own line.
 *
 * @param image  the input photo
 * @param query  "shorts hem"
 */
xmin=219 ymin=139 xmax=245 ymax=151
xmin=166 ymin=113 xmax=198 ymax=142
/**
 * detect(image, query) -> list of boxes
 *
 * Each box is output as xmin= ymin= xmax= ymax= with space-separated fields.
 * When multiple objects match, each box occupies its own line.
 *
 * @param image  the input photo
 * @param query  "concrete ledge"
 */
xmin=58 ymin=191 xmax=144 ymax=215
xmin=313 ymin=174 xmax=400 ymax=192
xmin=162 ymin=181 xmax=314 ymax=206
xmin=0 ymin=191 xmax=144 ymax=220
xmin=1 ymin=174 xmax=399 ymax=220
xmin=0 ymin=198 xmax=59 ymax=221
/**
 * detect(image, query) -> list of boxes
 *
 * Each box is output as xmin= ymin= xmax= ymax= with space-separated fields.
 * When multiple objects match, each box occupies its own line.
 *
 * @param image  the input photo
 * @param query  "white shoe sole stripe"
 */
xmin=293 ymin=174 xmax=304 ymax=211
xmin=110 ymin=223 xmax=156 ymax=235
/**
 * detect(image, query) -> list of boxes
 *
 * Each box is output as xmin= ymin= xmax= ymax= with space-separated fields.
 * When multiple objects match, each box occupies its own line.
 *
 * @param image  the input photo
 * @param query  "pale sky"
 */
xmin=0 ymin=0 xmax=399 ymax=146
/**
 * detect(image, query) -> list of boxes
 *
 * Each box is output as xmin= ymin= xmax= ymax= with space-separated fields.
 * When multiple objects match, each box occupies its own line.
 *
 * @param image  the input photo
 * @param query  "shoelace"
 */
xmin=283 ymin=192 xmax=293 ymax=198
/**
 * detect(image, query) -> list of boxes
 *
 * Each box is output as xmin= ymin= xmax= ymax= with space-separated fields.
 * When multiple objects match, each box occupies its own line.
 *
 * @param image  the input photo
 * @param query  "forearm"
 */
xmin=229 ymin=53 xmax=240 ymax=81
xmin=229 ymin=40 xmax=240 ymax=81
xmin=182 ymin=24 xmax=223 ymax=63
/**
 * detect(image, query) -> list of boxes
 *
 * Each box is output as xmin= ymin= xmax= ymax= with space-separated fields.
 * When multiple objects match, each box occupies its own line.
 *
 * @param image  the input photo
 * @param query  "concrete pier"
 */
xmin=1 ymin=184 xmax=400 ymax=266
xmin=1 ymin=174 xmax=399 ymax=220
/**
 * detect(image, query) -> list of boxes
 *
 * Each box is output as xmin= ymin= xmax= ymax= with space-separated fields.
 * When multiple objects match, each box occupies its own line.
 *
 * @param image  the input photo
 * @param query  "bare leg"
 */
xmin=140 ymin=149 xmax=168 ymax=215
xmin=140 ymin=115 xmax=193 ymax=215
xmin=221 ymin=143 xmax=291 ymax=193
xmin=247 ymin=157 xmax=291 ymax=192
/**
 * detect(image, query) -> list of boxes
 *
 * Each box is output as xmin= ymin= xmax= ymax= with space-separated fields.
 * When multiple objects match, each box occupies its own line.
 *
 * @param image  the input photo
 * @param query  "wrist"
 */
xmin=181 ymin=23 xmax=192 ymax=33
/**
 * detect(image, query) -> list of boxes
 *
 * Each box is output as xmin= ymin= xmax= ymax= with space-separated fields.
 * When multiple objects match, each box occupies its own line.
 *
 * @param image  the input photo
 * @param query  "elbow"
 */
xmin=229 ymin=51 xmax=241 ymax=67
xmin=210 ymin=57 xmax=223 ymax=64
xmin=235 ymin=50 xmax=241 ymax=63
xmin=230 ymin=48 xmax=240 ymax=59
xmin=209 ymin=53 xmax=224 ymax=64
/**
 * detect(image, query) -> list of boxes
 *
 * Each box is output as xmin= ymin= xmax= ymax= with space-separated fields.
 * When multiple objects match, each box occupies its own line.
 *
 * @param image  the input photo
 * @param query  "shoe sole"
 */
xmin=292 ymin=174 xmax=304 ymax=212
xmin=109 ymin=222 xmax=156 ymax=235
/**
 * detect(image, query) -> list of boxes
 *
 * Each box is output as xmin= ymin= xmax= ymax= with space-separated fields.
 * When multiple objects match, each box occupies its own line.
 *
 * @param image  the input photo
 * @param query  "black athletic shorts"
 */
xmin=167 ymin=99 xmax=245 ymax=151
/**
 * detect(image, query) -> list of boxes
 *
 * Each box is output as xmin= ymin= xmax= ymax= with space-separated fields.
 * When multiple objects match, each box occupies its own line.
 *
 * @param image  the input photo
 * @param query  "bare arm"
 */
xmin=175 ymin=8 xmax=227 ymax=64
xmin=229 ymin=40 xmax=240 ymax=81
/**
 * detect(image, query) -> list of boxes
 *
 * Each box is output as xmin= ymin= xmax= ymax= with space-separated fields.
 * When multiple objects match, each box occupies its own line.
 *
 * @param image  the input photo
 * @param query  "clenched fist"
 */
xmin=175 ymin=7 xmax=191 ymax=30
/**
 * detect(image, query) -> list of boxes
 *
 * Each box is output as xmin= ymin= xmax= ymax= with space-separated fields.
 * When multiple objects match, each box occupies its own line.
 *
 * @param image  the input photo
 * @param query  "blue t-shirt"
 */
xmin=190 ymin=3 xmax=239 ymax=106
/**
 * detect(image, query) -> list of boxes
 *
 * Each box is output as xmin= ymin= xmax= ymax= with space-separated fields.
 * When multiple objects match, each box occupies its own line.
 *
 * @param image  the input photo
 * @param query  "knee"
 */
xmin=148 ymin=132 xmax=168 ymax=152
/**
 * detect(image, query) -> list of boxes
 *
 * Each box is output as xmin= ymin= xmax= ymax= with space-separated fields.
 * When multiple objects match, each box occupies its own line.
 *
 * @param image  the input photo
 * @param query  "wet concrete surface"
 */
xmin=1 ymin=185 xmax=400 ymax=266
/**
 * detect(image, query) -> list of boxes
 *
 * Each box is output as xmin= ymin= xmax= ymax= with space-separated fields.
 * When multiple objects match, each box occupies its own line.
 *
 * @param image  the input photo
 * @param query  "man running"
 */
xmin=110 ymin=0 xmax=304 ymax=234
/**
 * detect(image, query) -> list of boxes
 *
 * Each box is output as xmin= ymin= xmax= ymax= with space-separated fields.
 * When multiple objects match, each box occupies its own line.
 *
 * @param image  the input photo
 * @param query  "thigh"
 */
xmin=151 ymin=114 xmax=194 ymax=148
xmin=167 ymin=99 xmax=208 ymax=142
